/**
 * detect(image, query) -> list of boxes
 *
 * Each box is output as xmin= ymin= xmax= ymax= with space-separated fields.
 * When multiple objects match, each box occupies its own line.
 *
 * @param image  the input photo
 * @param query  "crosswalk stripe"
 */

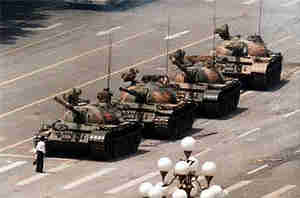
xmin=281 ymin=0 xmax=300 ymax=7
xmin=242 ymin=0 xmax=258 ymax=5
xmin=63 ymin=168 xmax=116 ymax=190
xmin=16 ymin=163 xmax=72 ymax=186
xmin=225 ymin=180 xmax=252 ymax=192
xmin=261 ymin=185 xmax=296 ymax=198
xmin=0 ymin=161 xmax=27 ymax=174
xmin=105 ymin=171 xmax=160 ymax=194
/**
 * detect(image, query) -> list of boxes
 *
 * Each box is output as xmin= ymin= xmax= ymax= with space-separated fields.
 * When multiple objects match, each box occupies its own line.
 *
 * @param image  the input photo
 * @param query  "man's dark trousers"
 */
xmin=36 ymin=151 xmax=44 ymax=173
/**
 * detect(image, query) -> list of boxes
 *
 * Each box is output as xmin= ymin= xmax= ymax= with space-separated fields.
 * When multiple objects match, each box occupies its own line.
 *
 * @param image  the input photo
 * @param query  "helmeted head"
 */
xmin=97 ymin=88 xmax=113 ymax=103
xmin=121 ymin=68 xmax=139 ymax=82
xmin=215 ymin=24 xmax=230 ymax=40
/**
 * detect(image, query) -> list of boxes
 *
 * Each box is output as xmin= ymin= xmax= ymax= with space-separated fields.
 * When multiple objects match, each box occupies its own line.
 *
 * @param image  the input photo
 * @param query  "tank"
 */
xmin=214 ymin=24 xmax=283 ymax=90
xmin=169 ymin=49 xmax=242 ymax=118
xmin=33 ymin=93 xmax=142 ymax=160
xmin=118 ymin=75 xmax=196 ymax=139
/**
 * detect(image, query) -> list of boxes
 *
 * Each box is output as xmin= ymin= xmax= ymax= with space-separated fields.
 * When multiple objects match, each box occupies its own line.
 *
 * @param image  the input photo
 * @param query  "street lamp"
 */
xmin=139 ymin=136 xmax=228 ymax=198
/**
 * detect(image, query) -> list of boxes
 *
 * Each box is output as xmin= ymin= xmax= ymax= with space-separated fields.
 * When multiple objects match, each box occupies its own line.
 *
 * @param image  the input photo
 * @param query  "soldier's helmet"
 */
xmin=121 ymin=68 xmax=139 ymax=82
xmin=72 ymin=88 xmax=82 ymax=96
xmin=215 ymin=24 xmax=230 ymax=40
xmin=97 ymin=88 xmax=113 ymax=103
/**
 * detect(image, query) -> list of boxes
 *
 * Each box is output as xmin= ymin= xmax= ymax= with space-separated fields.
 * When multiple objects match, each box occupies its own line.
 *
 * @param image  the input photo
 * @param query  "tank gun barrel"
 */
xmin=54 ymin=96 xmax=85 ymax=123
xmin=119 ymin=87 xmax=146 ymax=103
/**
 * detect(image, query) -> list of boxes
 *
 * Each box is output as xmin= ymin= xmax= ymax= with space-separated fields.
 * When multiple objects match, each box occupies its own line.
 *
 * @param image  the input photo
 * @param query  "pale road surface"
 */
xmin=0 ymin=0 xmax=300 ymax=197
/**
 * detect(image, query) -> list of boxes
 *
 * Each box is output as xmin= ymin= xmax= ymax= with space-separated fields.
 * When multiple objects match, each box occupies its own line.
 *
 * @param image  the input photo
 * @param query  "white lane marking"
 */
xmin=237 ymin=128 xmax=260 ymax=139
xmin=23 ymin=23 xmax=63 ymax=31
xmin=63 ymin=168 xmax=116 ymax=190
xmin=242 ymin=0 xmax=258 ymax=5
xmin=241 ymin=91 xmax=254 ymax=98
xmin=0 ymin=29 xmax=154 ymax=88
xmin=280 ymin=0 xmax=300 ymax=7
xmin=268 ymin=35 xmax=294 ymax=47
xmin=295 ymin=149 xmax=300 ymax=154
xmin=105 ymin=171 xmax=160 ymax=194
xmin=0 ymin=25 xmax=86 ymax=56
xmin=0 ymin=35 xmax=213 ymax=121
xmin=16 ymin=163 xmax=72 ymax=186
xmin=261 ymin=185 xmax=296 ymax=198
xmin=283 ymin=109 xmax=300 ymax=118
xmin=247 ymin=164 xmax=269 ymax=175
xmin=194 ymin=148 xmax=212 ymax=157
xmin=165 ymin=30 xmax=190 ymax=40
xmin=96 ymin=26 xmax=122 ymax=36
xmin=0 ymin=137 xmax=33 ymax=153
xmin=0 ymin=161 xmax=27 ymax=174
xmin=0 ymin=153 xmax=71 ymax=161
xmin=225 ymin=180 xmax=252 ymax=192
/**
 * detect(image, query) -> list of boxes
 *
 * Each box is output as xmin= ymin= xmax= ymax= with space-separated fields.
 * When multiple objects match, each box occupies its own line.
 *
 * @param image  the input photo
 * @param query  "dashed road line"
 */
xmin=63 ymin=168 xmax=116 ymax=190
xmin=104 ymin=171 xmax=160 ymax=194
xmin=242 ymin=0 xmax=258 ymax=5
xmin=0 ymin=153 xmax=71 ymax=161
xmin=295 ymin=150 xmax=300 ymax=154
xmin=280 ymin=0 xmax=300 ymax=7
xmin=225 ymin=180 xmax=253 ymax=192
xmin=0 ymin=137 xmax=33 ymax=153
xmin=165 ymin=30 xmax=190 ymax=40
xmin=0 ymin=161 xmax=27 ymax=174
xmin=261 ymin=185 xmax=296 ymax=198
xmin=0 ymin=25 xmax=86 ymax=56
xmin=268 ymin=35 xmax=294 ymax=47
xmin=0 ymin=35 xmax=213 ymax=121
xmin=247 ymin=164 xmax=269 ymax=175
xmin=0 ymin=29 xmax=154 ymax=88
xmin=237 ymin=128 xmax=260 ymax=139
xmin=194 ymin=148 xmax=212 ymax=157
xmin=96 ymin=26 xmax=122 ymax=36
xmin=16 ymin=162 xmax=72 ymax=186
xmin=283 ymin=109 xmax=300 ymax=118
xmin=23 ymin=23 xmax=63 ymax=31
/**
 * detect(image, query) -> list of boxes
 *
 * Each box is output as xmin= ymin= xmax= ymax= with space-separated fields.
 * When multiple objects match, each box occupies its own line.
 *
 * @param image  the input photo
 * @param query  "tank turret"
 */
xmin=33 ymin=92 xmax=143 ymax=160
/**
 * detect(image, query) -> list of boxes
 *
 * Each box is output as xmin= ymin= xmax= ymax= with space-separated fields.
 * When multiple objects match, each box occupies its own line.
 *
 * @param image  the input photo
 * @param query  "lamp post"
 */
xmin=139 ymin=136 xmax=228 ymax=198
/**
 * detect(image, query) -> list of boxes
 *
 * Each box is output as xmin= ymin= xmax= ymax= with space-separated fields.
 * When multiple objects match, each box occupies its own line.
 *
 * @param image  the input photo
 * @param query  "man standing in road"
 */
xmin=34 ymin=136 xmax=46 ymax=173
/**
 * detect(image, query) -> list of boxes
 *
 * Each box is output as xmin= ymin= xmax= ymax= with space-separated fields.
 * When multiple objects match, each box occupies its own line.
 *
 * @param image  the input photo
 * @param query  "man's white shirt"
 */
xmin=35 ymin=141 xmax=46 ymax=154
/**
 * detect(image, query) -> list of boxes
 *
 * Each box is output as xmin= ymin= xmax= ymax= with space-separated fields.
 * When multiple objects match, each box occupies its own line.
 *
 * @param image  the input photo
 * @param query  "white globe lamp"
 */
xmin=148 ymin=185 xmax=163 ymax=198
xmin=200 ymin=188 xmax=215 ymax=198
xmin=174 ymin=161 xmax=189 ymax=176
xmin=139 ymin=182 xmax=153 ymax=198
xmin=210 ymin=185 xmax=223 ymax=198
xmin=201 ymin=161 xmax=216 ymax=187
xmin=172 ymin=189 xmax=188 ymax=198
xmin=157 ymin=157 xmax=173 ymax=182
xmin=181 ymin=136 xmax=196 ymax=159
xmin=156 ymin=182 xmax=169 ymax=198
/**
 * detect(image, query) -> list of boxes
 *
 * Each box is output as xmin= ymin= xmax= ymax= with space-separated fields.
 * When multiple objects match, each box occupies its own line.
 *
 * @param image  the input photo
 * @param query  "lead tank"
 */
xmin=33 ymin=94 xmax=142 ymax=160
xmin=169 ymin=49 xmax=242 ymax=118
xmin=118 ymin=75 xmax=196 ymax=139
xmin=214 ymin=24 xmax=282 ymax=90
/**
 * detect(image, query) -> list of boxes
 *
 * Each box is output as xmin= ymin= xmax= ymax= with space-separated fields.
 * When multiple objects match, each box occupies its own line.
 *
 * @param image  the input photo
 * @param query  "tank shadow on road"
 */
xmin=0 ymin=1 xmax=52 ymax=45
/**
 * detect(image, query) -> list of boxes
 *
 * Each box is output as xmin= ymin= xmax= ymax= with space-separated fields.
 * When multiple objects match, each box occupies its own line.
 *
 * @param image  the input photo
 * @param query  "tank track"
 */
xmin=142 ymin=103 xmax=195 ymax=140
xmin=90 ymin=122 xmax=142 ymax=160
xmin=249 ymin=58 xmax=282 ymax=90
xmin=202 ymin=80 xmax=242 ymax=118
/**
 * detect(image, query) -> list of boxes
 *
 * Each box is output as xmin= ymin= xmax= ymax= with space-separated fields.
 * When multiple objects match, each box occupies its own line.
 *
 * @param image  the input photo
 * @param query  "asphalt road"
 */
xmin=0 ymin=0 xmax=300 ymax=197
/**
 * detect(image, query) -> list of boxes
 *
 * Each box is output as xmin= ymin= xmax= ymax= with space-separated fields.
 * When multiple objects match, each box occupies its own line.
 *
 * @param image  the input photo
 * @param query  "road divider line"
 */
xmin=17 ymin=162 xmax=72 ymax=186
xmin=0 ymin=35 xmax=213 ymax=121
xmin=295 ymin=150 xmax=300 ymax=154
xmin=63 ymin=168 xmax=116 ymax=190
xmin=280 ymin=0 xmax=300 ymax=7
xmin=261 ymin=185 xmax=296 ymax=198
xmin=0 ymin=25 xmax=86 ymax=56
xmin=0 ymin=29 xmax=154 ymax=88
xmin=23 ymin=23 xmax=63 ymax=31
xmin=283 ymin=109 xmax=300 ymax=118
xmin=105 ymin=171 xmax=160 ymax=194
xmin=237 ymin=128 xmax=260 ymax=139
xmin=268 ymin=35 xmax=294 ymax=47
xmin=194 ymin=148 xmax=212 ymax=157
xmin=241 ymin=91 xmax=254 ymax=98
xmin=96 ymin=26 xmax=122 ymax=36
xmin=242 ymin=0 xmax=258 ymax=5
xmin=0 ymin=137 xmax=33 ymax=153
xmin=225 ymin=180 xmax=252 ymax=192
xmin=165 ymin=30 xmax=190 ymax=40
xmin=0 ymin=161 xmax=27 ymax=174
xmin=0 ymin=153 xmax=71 ymax=161
xmin=247 ymin=164 xmax=269 ymax=175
